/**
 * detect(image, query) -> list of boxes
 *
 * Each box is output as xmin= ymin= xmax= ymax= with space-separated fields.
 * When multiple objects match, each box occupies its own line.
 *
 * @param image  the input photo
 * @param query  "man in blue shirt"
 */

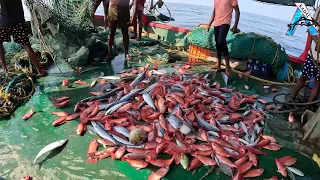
xmin=0 ymin=0 xmax=46 ymax=76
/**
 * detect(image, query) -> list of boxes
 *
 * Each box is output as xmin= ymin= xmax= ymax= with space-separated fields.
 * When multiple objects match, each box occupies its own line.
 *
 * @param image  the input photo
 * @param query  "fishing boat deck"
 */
xmin=0 ymin=49 xmax=320 ymax=179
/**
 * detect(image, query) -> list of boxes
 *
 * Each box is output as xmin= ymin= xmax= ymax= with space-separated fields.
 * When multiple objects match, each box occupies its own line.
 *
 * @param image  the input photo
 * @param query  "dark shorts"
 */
xmin=108 ymin=7 xmax=130 ymax=28
xmin=302 ymin=54 xmax=320 ymax=81
xmin=0 ymin=22 xmax=30 ymax=46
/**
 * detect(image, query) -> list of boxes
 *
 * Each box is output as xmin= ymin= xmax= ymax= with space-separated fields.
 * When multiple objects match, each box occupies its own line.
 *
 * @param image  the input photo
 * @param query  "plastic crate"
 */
xmin=188 ymin=44 xmax=212 ymax=63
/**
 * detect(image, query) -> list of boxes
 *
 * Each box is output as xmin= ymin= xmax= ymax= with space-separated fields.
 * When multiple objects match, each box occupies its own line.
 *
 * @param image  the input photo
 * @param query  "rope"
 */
xmin=149 ymin=1 xmax=172 ymax=24
xmin=248 ymin=37 xmax=256 ymax=59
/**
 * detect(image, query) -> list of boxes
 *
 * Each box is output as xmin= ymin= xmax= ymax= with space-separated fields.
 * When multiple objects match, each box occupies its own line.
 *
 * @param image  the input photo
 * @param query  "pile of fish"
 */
xmin=50 ymin=64 xmax=304 ymax=180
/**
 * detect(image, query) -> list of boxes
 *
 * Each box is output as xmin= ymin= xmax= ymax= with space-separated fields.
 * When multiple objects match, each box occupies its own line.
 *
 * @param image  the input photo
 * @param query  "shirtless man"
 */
xmin=107 ymin=0 xmax=137 ymax=60
xmin=206 ymin=0 xmax=240 ymax=76
xmin=91 ymin=0 xmax=110 ymax=30
xmin=0 ymin=0 xmax=46 ymax=76
xmin=130 ymin=0 xmax=145 ymax=40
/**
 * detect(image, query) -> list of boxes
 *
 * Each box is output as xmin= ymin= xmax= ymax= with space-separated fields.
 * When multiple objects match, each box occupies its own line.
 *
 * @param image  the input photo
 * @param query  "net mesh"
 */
xmin=187 ymin=27 xmax=290 ymax=81
xmin=24 ymin=0 xmax=99 ymax=66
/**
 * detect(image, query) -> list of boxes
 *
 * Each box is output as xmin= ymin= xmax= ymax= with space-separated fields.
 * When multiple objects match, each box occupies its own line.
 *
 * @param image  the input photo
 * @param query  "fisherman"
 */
xmin=91 ymin=0 xmax=110 ymax=30
xmin=150 ymin=0 xmax=164 ymax=10
xmin=107 ymin=0 xmax=138 ymax=60
xmin=206 ymin=0 xmax=240 ymax=76
xmin=0 ymin=0 xmax=46 ymax=76
xmin=130 ymin=0 xmax=146 ymax=40
xmin=291 ymin=36 xmax=320 ymax=103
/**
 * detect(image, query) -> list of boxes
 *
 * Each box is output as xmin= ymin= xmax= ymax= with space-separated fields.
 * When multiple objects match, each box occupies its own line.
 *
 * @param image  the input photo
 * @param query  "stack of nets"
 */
xmin=3 ymin=42 xmax=24 ymax=64
xmin=0 ymin=72 xmax=34 ymax=118
xmin=24 ymin=0 xmax=109 ymax=66
xmin=187 ymin=27 xmax=290 ymax=81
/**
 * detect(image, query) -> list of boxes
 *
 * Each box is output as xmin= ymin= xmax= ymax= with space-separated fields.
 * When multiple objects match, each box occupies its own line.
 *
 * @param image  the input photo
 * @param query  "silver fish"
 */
xmin=105 ymin=102 xmax=128 ymax=115
xmin=138 ymin=101 xmax=147 ymax=109
xmin=176 ymin=139 xmax=184 ymax=147
xmin=33 ymin=139 xmax=68 ymax=164
xmin=126 ymin=110 xmax=141 ymax=116
xmin=171 ymin=86 xmax=185 ymax=93
xmin=263 ymin=86 xmax=271 ymax=89
xmin=142 ymin=93 xmax=156 ymax=110
xmin=239 ymin=138 xmax=250 ymax=145
xmin=130 ymin=71 xmax=146 ymax=87
xmin=156 ymin=123 xmax=165 ymax=137
xmin=219 ymin=162 xmax=233 ymax=177
xmin=99 ymin=102 xmax=114 ymax=111
xmin=151 ymin=70 xmax=167 ymax=75
xmin=221 ymin=72 xmax=228 ymax=86
xmin=247 ymin=137 xmax=260 ymax=147
xmin=243 ymin=110 xmax=251 ymax=116
xmin=215 ymin=156 xmax=220 ymax=166
xmin=180 ymin=153 xmax=189 ymax=169
xmin=140 ymin=83 xmax=159 ymax=94
xmin=167 ymin=115 xmax=183 ymax=129
xmin=86 ymin=125 xmax=98 ymax=136
xmin=287 ymin=168 xmax=296 ymax=180
xmin=244 ymin=134 xmax=250 ymax=143
xmin=180 ymin=124 xmax=192 ymax=135
xmin=207 ymin=131 xmax=220 ymax=141
xmin=287 ymin=167 xmax=304 ymax=176
xmin=234 ymin=123 xmax=239 ymax=130
xmin=197 ymin=87 xmax=209 ymax=96
xmin=194 ymin=111 xmax=219 ymax=132
xmin=114 ymin=126 xmax=131 ymax=138
xmin=91 ymin=80 xmax=97 ymax=87
xmin=99 ymin=75 xmax=121 ymax=80
xmin=92 ymin=121 xmax=117 ymax=145
xmin=239 ymin=121 xmax=248 ymax=135
xmin=224 ymin=147 xmax=240 ymax=156
xmin=119 ymin=88 xmax=141 ymax=103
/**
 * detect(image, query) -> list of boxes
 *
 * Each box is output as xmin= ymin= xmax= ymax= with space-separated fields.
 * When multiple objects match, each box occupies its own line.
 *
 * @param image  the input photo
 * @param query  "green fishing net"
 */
xmin=187 ymin=27 xmax=290 ymax=81
xmin=3 ymin=42 xmax=24 ymax=64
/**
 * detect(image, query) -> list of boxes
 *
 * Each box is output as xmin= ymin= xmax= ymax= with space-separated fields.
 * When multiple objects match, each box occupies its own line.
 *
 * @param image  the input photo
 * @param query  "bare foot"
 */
xmin=37 ymin=70 xmax=47 ymax=77
xmin=136 ymin=37 xmax=142 ymax=41
xmin=125 ymin=54 xmax=132 ymax=60
xmin=131 ymin=35 xmax=137 ymax=39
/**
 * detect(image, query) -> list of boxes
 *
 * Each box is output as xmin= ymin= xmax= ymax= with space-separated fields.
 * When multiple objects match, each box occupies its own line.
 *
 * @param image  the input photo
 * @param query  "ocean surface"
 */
xmin=24 ymin=2 xmax=307 ymax=57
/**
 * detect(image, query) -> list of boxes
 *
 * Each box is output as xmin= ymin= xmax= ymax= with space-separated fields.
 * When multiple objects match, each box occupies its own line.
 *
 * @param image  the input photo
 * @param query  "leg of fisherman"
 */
xmin=102 ymin=0 xmax=110 ymax=30
xmin=309 ymin=78 xmax=320 ymax=102
xmin=0 ymin=43 xmax=7 ymax=72
xmin=213 ymin=26 xmax=222 ymax=70
xmin=130 ymin=0 xmax=138 ymax=39
xmin=107 ymin=20 xmax=117 ymax=59
xmin=91 ymin=0 xmax=101 ymax=28
xmin=0 ymin=0 xmax=46 ymax=76
xmin=207 ymin=0 xmax=240 ymax=76
xmin=137 ymin=0 xmax=145 ymax=40
xmin=218 ymin=24 xmax=231 ymax=76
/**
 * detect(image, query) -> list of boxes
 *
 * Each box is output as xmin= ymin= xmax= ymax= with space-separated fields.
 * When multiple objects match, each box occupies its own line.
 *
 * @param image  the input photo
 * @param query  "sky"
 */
xmin=164 ymin=0 xmax=299 ymax=21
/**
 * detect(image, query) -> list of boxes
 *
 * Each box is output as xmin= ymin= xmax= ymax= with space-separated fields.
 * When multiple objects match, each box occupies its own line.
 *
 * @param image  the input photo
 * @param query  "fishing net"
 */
xmin=0 ymin=72 xmax=35 ymax=118
xmin=186 ymin=27 xmax=290 ymax=81
xmin=3 ymin=42 xmax=24 ymax=64
xmin=24 ymin=0 xmax=108 ymax=66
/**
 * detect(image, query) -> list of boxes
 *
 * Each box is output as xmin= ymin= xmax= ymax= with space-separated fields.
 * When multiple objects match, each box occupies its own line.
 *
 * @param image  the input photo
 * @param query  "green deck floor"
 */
xmin=0 ymin=55 xmax=320 ymax=180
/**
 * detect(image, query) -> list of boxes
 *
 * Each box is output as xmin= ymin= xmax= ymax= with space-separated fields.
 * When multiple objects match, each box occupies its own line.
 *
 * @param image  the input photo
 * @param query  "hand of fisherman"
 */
xmin=231 ymin=25 xmax=240 ymax=34
xmin=206 ymin=25 xmax=210 ymax=32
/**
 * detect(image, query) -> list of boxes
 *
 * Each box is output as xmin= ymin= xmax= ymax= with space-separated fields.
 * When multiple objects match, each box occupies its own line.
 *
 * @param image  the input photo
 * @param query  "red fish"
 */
xmin=187 ymin=157 xmax=202 ymax=171
xmin=97 ymin=138 xmax=115 ymax=146
xmin=192 ymin=144 xmax=213 ymax=151
xmin=74 ymin=80 xmax=87 ymax=85
xmin=278 ymin=156 xmax=297 ymax=166
xmin=156 ymin=142 xmax=168 ymax=154
xmin=51 ymin=100 xmax=70 ymax=107
xmin=216 ymin=154 xmax=237 ymax=168
xmin=275 ymin=159 xmax=287 ymax=177
xmin=89 ymin=92 xmax=104 ymax=96
xmin=265 ymin=176 xmax=279 ymax=180
xmin=261 ymin=135 xmax=277 ymax=143
xmin=76 ymin=122 xmax=86 ymax=136
xmin=256 ymin=139 xmax=271 ymax=148
xmin=157 ymin=95 xmax=166 ymax=113
xmin=148 ymin=166 xmax=170 ymax=180
xmin=195 ymin=155 xmax=216 ymax=166
xmin=126 ymin=159 xmax=149 ymax=170
xmin=66 ymin=112 xmax=81 ymax=121
xmin=235 ymin=156 xmax=249 ymax=166
xmin=148 ymin=157 xmax=174 ymax=167
xmin=239 ymin=161 xmax=253 ymax=174
xmin=50 ymin=96 xmax=69 ymax=103
xmin=52 ymin=116 xmax=67 ymax=126
xmin=22 ymin=106 xmax=35 ymax=120
xmin=220 ymin=87 xmax=234 ymax=93
xmin=111 ymin=145 xmax=127 ymax=159
xmin=239 ymin=97 xmax=255 ymax=105
xmin=288 ymin=112 xmax=296 ymax=123
xmin=87 ymin=139 xmax=99 ymax=163
xmin=243 ymin=168 xmax=264 ymax=178
xmin=247 ymin=151 xmax=258 ymax=167
xmin=22 ymin=176 xmax=32 ymax=180
xmin=258 ymin=98 xmax=267 ymax=104
xmin=62 ymin=79 xmax=70 ymax=86
xmin=211 ymin=142 xmax=230 ymax=157
xmin=51 ymin=111 xmax=69 ymax=117
xmin=213 ymin=138 xmax=234 ymax=149
xmin=263 ymin=144 xmax=281 ymax=151
xmin=88 ymin=105 xmax=99 ymax=118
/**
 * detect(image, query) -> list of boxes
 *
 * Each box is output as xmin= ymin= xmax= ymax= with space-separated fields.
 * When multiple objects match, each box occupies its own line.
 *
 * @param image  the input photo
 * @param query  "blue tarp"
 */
xmin=254 ymin=0 xmax=315 ymax=6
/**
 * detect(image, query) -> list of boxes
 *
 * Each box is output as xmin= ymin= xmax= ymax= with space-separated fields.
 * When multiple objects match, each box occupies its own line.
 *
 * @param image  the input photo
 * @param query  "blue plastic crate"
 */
xmin=247 ymin=59 xmax=273 ymax=78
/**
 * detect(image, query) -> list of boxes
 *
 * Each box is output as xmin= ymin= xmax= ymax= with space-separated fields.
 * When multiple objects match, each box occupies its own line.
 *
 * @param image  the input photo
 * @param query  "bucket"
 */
xmin=247 ymin=58 xmax=273 ymax=78
xmin=188 ymin=44 xmax=212 ymax=63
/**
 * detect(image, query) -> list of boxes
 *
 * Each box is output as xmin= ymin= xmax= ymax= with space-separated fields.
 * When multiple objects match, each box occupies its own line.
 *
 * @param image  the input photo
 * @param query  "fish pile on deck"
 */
xmin=49 ymin=64 xmax=304 ymax=180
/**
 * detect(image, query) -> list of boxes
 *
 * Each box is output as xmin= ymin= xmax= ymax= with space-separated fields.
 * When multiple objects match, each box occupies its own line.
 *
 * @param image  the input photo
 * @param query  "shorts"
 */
xmin=0 ymin=22 xmax=30 ymax=46
xmin=302 ymin=54 xmax=320 ymax=81
xmin=108 ymin=7 xmax=130 ymax=28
